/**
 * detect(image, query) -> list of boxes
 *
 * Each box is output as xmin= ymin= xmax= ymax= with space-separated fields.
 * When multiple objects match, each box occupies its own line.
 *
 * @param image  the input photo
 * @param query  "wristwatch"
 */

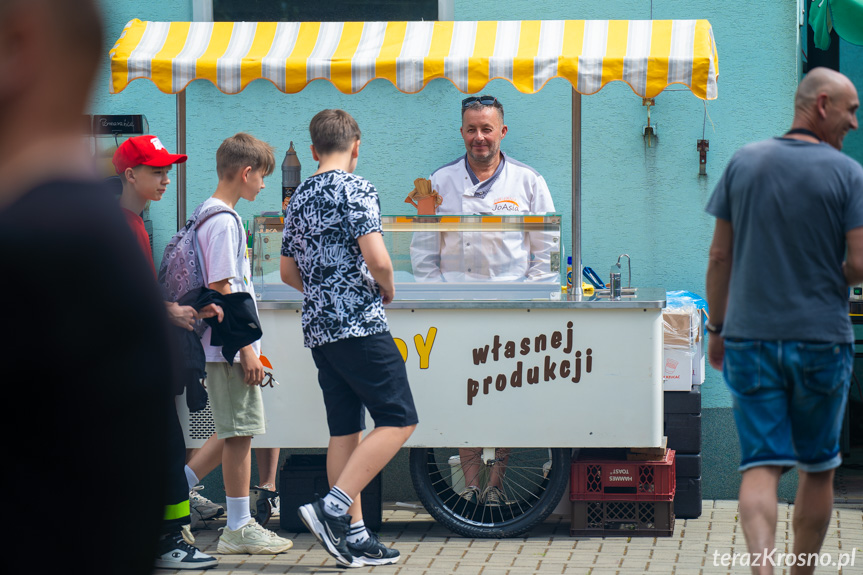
xmin=705 ymin=321 xmax=723 ymax=335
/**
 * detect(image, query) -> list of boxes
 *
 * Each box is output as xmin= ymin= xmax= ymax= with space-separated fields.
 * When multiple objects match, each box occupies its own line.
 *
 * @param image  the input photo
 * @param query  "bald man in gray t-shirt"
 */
xmin=705 ymin=67 xmax=863 ymax=569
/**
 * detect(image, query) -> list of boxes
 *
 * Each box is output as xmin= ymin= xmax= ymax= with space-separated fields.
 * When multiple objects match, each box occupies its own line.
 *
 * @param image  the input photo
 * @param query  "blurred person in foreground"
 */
xmin=706 ymin=67 xmax=861 ymax=575
xmin=0 ymin=1 xmax=179 ymax=573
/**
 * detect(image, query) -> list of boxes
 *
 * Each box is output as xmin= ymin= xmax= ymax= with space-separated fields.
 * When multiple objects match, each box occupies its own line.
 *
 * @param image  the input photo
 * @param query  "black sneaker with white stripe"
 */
xmin=348 ymin=533 xmax=400 ymax=566
xmin=154 ymin=531 xmax=217 ymax=570
xmin=298 ymin=499 xmax=356 ymax=567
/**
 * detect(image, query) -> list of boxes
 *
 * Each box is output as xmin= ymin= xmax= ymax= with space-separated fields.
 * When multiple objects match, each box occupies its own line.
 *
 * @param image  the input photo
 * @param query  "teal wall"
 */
xmin=841 ymin=39 xmax=863 ymax=167
xmin=91 ymin=1 xmax=803 ymax=501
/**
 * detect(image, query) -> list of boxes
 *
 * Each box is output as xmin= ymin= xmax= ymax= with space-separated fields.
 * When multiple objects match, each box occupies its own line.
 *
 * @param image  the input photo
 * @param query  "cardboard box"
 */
xmin=663 ymin=306 xmax=705 ymax=389
xmin=663 ymin=347 xmax=694 ymax=391
xmin=662 ymin=307 xmax=700 ymax=348
xmin=693 ymin=337 xmax=705 ymax=385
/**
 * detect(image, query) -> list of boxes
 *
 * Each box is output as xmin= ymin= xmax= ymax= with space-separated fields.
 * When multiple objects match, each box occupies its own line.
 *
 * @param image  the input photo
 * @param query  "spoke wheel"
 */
xmin=409 ymin=447 xmax=569 ymax=538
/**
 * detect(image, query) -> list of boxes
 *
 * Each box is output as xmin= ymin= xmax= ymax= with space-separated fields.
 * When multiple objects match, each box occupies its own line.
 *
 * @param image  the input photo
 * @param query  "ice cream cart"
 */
xmin=109 ymin=18 xmax=718 ymax=537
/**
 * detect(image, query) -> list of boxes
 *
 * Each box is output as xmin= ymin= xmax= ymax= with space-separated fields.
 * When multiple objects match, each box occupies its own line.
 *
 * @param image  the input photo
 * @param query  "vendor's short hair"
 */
xmin=309 ymin=109 xmax=362 ymax=155
xmin=461 ymin=95 xmax=504 ymax=122
xmin=216 ymin=132 xmax=275 ymax=180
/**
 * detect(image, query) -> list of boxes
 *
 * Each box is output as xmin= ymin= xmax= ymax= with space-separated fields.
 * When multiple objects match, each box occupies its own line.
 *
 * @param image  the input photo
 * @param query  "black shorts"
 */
xmin=311 ymin=331 xmax=419 ymax=436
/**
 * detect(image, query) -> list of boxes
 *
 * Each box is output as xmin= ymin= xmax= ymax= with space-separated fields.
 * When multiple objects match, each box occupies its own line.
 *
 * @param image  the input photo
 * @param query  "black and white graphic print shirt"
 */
xmin=282 ymin=170 xmax=389 ymax=348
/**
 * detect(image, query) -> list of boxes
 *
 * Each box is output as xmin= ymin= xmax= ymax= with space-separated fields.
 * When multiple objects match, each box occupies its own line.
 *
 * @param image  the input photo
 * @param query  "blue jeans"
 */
xmin=723 ymin=339 xmax=852 ymax=473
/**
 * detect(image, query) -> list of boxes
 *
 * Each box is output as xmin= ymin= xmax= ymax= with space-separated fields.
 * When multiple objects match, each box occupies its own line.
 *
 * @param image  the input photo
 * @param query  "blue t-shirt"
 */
xmin=706 ymin=137 xmax=863 ymax=343
xmin=281 ymin=170 xmax=389 ymax=348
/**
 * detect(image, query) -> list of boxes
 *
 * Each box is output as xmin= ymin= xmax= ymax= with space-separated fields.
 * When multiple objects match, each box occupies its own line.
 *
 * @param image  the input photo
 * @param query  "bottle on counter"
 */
xmin=566 ymin=256 xmax=573 ymax=291
xmin=281 ymin=141 xmax=301 ymax=212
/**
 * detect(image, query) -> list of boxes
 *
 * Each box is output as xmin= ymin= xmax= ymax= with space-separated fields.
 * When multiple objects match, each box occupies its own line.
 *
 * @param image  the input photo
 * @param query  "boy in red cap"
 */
xmin=114 ymin=135 xmax=186 ymax=269
xmin=114 ymin=134 xmax=220 ymax=570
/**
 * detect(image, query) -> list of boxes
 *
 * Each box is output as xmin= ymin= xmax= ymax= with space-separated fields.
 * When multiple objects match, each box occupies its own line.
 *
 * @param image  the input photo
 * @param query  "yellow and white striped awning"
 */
xmin=110 ymin=19 xmax=718 ymax=100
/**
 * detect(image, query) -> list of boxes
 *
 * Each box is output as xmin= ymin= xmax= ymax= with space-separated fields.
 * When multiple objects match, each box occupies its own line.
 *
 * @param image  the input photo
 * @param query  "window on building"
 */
xmin=210 ymin=0 xmax=449 ymax=22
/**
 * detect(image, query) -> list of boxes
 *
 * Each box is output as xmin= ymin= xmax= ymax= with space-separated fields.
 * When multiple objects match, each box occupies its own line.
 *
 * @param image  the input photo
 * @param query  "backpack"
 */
xmin=158 ymin=201 xmax=246 ymax=305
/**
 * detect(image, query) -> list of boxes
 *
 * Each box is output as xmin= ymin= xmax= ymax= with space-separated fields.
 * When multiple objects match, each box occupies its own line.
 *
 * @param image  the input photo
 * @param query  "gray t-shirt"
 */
xmin=706 ymin=137 xmax=863 ymax=343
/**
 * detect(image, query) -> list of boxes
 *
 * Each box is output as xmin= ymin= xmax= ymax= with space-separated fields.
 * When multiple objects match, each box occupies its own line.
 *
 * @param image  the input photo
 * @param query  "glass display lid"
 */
xmin=252 ymin=214 xmax=563 ymax=302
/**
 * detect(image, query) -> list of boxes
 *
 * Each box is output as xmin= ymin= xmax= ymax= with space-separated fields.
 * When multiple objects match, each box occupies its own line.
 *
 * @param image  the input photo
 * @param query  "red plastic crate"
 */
xmin=570 ymin=449 xmax=676 ymax=502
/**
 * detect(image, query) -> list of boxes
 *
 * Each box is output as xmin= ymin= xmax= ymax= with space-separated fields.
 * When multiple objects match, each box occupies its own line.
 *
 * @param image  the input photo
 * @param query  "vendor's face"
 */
xmin=460 ymin=107 xmax=507 ymax=166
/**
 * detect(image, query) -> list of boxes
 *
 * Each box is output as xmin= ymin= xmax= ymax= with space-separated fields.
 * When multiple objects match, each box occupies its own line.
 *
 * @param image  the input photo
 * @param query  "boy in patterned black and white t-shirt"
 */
xmin=281 ymin=109 xmax=418 ymax=568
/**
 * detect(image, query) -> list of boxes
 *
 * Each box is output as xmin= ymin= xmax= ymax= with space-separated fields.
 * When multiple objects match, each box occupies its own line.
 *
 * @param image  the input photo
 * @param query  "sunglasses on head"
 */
xmin=462 ymin=96 xmax=500 ymax=108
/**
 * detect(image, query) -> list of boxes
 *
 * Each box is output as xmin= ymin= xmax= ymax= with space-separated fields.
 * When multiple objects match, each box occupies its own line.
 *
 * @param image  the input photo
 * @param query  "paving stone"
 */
xmin=159 ymin=500 xmax=854 ymax=575
xmin=618 ymin=557 xmax=650 ymax=570
xmin=535 ymin=560 xmax=569 ymax=571
xmin=536 ymin=550 xmax=573 ymax=560
xmin=510 ymin=557 xmax=542 ymax=569
xmin=564 ymin=554 xmax=601 ymax=566
xmin=571 ymin=541 xmax=604 ymax=552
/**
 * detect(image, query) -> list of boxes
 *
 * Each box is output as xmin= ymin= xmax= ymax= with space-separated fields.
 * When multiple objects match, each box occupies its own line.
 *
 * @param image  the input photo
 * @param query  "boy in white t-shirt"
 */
xmin=193 ymin=133 xmax=292 ymax=555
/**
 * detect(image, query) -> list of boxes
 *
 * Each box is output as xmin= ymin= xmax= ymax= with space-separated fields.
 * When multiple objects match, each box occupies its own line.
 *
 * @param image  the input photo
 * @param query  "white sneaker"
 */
xmin=217 ymin=518 xmax=293 ymax=555
xmin=190 ymin=485 xmax=224 ymax=523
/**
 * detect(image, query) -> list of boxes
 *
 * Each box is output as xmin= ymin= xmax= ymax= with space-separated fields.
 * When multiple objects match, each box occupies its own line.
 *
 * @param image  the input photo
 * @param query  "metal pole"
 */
xmin=571 ymin=88 xmax=582 ymax=297
xmin=176 ymin=91 xmax=187 ymax=230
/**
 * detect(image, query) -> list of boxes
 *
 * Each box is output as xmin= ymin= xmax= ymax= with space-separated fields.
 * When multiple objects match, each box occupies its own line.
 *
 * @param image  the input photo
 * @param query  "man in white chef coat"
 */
xmin=411 ymin=95 xmax=557 ymax=283
xmin=410 ymin=95 xmax=558 ymax=505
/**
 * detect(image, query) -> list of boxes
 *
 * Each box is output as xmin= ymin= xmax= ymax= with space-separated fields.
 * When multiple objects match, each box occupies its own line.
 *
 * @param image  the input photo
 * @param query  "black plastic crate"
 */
xmin=675 ymin=453 xmax=702 ymax=478
xmin=673 ymin=476 xmax=702 ymax=519
xmin=570 ymin=499 xmax=675 ymax=537
xmin=664 ymin=413 xmax=702 ymax=454
xmin=279 ymin=454 xmax=382 ymax=532
xmin=663 ymin=385 xmax=701 ymax=414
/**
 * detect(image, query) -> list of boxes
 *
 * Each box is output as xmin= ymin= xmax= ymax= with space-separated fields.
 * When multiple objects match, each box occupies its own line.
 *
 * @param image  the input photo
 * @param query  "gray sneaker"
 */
xmin=190 ymin=486 xmax=224 ymax=522
xmin=458 ymin=485 xmax=481 ymax=504
xmin=217 ymin=518 xmax=293 ymax=555
xmin=482 ymin=485 xmax=510 ymax=507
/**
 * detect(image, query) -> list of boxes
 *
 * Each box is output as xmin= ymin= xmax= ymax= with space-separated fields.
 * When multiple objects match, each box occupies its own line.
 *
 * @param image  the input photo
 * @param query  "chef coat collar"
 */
xmin=464 ymin=152 xmax=506 ymax=199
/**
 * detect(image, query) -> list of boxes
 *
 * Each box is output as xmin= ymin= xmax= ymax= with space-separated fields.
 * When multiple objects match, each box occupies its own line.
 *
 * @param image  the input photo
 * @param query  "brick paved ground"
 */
xmin=159 ymin=501 xmax=862 ymax=575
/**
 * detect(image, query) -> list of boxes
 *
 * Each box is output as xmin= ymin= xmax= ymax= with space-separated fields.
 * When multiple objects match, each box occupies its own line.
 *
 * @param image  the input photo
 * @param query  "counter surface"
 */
xmin=257 ymin=286 xmax=667 ymax=310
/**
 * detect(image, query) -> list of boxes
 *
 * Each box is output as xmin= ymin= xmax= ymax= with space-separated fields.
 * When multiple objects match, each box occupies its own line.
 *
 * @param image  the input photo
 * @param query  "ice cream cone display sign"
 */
xmin=405 ymin=178 xmax=442 ymax=215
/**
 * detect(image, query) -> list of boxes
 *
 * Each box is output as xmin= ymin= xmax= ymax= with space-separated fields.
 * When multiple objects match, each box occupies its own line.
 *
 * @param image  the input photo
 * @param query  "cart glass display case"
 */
xmin=252 ymin=213 xmax=563 ymax=301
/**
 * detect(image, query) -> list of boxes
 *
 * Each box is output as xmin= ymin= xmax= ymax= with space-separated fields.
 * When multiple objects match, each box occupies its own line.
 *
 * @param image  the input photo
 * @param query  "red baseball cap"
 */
xmin=112 ymin=135 xmax=188 ymax=174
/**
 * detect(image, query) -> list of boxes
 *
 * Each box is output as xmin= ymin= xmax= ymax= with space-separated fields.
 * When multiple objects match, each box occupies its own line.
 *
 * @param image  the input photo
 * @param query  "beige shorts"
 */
xmin=205 ymin=362 xmax=266 ymax=439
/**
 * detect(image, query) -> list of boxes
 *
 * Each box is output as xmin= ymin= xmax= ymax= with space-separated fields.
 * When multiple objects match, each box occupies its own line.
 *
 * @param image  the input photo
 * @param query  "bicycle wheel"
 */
xmin=409 ymin=447 xmax=569 ymax=538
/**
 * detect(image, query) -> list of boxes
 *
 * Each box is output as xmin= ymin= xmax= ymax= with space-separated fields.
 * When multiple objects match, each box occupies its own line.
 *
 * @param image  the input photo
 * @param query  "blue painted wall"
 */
xmin=91 ymin=0 xmax=803 ymax=501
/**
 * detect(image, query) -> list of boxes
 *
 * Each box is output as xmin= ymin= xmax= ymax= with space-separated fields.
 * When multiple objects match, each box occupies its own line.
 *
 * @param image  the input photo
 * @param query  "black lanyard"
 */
xmin=784 ymin=128 xmax=821 ymax=142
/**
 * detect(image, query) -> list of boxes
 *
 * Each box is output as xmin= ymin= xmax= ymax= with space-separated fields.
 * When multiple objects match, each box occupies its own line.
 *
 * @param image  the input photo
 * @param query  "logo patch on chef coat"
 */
xmin=493 ymin=198 xmax=520 ymax=211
